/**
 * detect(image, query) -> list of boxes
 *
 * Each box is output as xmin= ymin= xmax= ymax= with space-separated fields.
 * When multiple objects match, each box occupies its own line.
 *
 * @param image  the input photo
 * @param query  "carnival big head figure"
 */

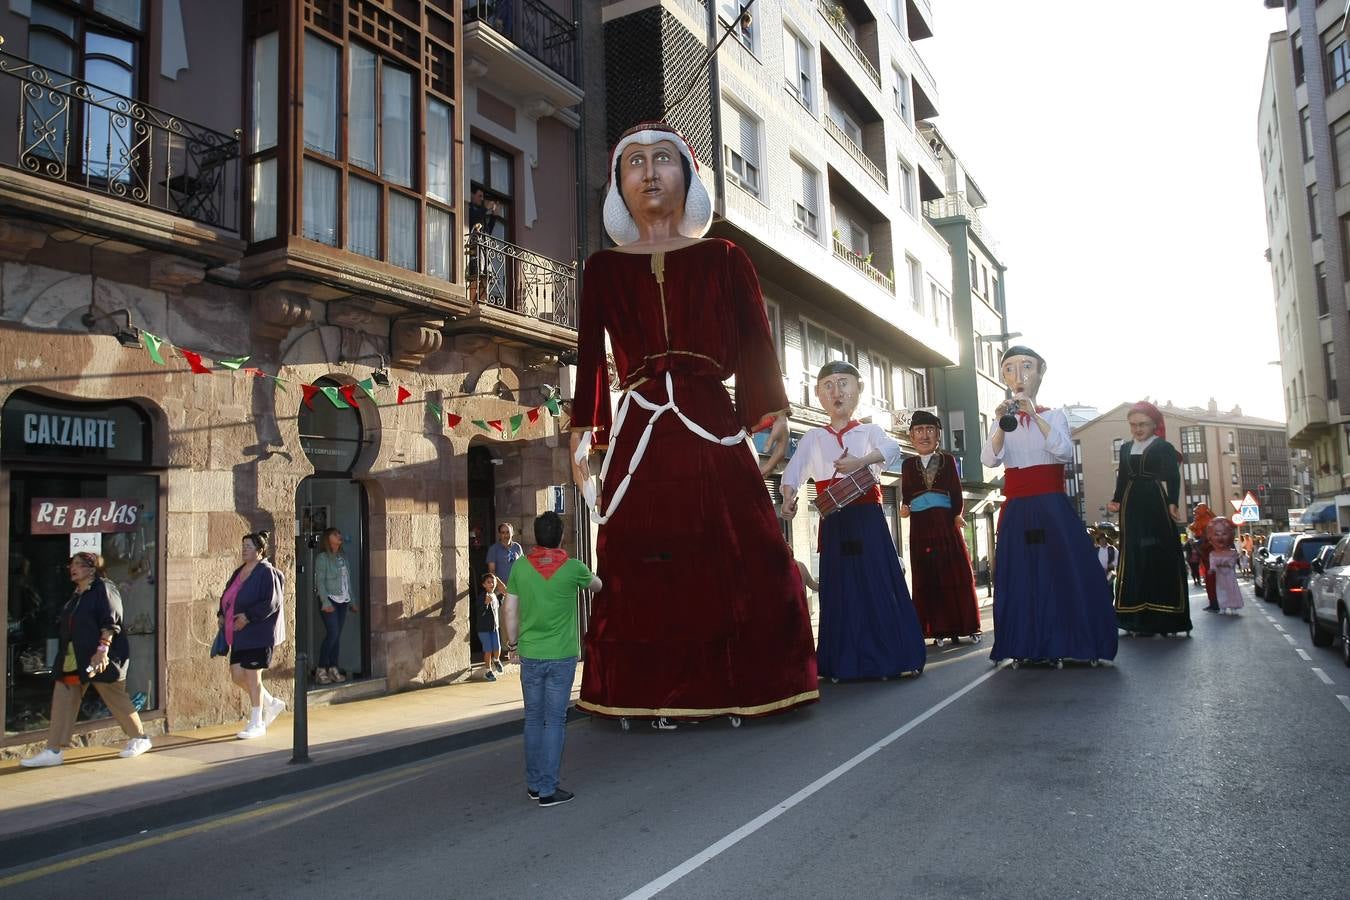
xmin=604 ymin=122 xmax=712 ymax=246
xmin=1206 ymin=517 xmax=1236 ymax=553
xmin=997 ymin=345 xmax=1046 ymax=426
xmin=909 ymin=409 xmax=941 ymax=457
xmin=1189 ymin=502 xmax=1216 ymax=541
xmin=815 ymin=361 xmax=863 ymax=429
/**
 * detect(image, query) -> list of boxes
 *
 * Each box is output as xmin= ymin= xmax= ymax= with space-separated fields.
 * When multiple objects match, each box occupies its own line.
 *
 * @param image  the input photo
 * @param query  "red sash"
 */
xmin=1003 ymin=464 xmax=1065 ymax=499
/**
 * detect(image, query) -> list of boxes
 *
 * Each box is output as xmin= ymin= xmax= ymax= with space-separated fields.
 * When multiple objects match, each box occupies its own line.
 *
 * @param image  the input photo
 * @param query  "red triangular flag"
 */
xmin=526 ymin=407 xmax=541 ymax=425
xmin=339 ymin=383 xmax=360 ymax=407
xmin=181 ymin=349 xmax=211 ymax=374
xmin=488 ymin=420 xmax=504 ymax=432
xmin=446 ymin=414 xmax=462 ymax=428
xmin=243 ymin=367 xmax=267 ymax=378
xmin=301 ymin=383 xmax=321 ymax=410
xmin=396 ymin=386 xmax=411 ymax=405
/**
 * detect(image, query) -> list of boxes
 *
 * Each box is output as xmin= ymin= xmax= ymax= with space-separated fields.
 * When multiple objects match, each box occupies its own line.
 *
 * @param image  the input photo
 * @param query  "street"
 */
xmin=3 ymin=583 xmax=1347 ymax=900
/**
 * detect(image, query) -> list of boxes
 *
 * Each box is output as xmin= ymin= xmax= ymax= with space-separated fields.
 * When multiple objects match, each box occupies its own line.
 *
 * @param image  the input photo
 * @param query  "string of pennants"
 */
xmin=136 ymin=329 xmax=563 ymax=439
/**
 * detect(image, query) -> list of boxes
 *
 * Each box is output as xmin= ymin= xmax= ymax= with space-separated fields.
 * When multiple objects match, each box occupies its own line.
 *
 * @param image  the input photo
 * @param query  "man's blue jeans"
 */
xmin=519 ymin=655 xmax=577 ymax=797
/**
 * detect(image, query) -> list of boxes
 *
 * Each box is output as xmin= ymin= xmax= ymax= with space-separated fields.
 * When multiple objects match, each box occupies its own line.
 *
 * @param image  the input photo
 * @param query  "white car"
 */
xmin=1306 ymin=537 xmax=1350 ymax=667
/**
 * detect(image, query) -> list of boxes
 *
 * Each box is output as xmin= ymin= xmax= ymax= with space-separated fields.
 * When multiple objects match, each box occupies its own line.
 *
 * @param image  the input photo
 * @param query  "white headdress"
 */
xmin=602 ymin=122 xmax=713 ymax=246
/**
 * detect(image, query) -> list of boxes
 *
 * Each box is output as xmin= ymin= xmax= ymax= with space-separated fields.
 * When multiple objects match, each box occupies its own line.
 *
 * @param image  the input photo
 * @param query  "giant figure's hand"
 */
xmin=569 ymin=431 xmax=590 ymax=490
xmin=759 ymin=414 xmax=788 ymax=475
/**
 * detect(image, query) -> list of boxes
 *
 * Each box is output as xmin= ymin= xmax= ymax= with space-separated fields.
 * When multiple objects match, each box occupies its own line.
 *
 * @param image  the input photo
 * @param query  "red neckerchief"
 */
xmin=1017 ymin=405 xmax=1051 ymax=427
xmin=526 ymin=546 xmax=570 ymax=580
xmin=825 ymin=420 xmax=861 ymax=449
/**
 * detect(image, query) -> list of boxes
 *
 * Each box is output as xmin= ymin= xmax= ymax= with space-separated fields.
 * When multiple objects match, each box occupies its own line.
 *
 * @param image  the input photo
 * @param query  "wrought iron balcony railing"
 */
xmin=466 ymin=230 xmax=577 ymax=330
xmin=0 ymin=49 xmax=240 ymax=232
xmin=832 ymin=236 xmax=894 ymax=294
xmin=465 ymin=0 xmax=578 ymax=84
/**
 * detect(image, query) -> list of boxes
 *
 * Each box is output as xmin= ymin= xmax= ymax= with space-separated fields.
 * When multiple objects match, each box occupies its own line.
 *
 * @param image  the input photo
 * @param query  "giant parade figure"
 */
xmin=569 ymin=123 xmax=818 ymax=727
xmin=980 ymin=346 xmax=1119 ymax=667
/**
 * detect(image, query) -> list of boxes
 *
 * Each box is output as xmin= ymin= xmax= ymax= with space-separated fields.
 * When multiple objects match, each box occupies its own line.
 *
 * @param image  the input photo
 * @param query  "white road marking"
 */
xmin=1312 ymin=668 xmax=1334 ymax=685
xmin=621 ymin=664 xmax=1006 ymax=900
xmin=1284 ymin=634 xmax=1298 ymax=645
xmin=1338 ymin=695 xmax=1350 ymax=713
xmin=1296 ymin=649 xmax=1312 ymax=661
xmin=1273 ymin=624 xmax=1286 ymax=632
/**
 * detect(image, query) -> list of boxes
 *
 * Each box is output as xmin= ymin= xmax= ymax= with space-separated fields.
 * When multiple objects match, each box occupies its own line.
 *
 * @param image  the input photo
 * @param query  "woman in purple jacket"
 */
xmin=219 ymin=531 xmax=287 ymax=739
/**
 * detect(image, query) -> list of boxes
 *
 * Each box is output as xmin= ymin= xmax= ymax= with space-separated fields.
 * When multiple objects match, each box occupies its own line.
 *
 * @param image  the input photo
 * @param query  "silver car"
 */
xmin=1306 ymin=536 xmax=1350 ymax=667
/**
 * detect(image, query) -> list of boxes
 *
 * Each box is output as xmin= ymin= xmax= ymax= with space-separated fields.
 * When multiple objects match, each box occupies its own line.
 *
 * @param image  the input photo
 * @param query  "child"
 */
xmin=1207 ymin=519 xmax=1243 ymax=615
xmin=476 ymin=572 xmax=503 ymax=679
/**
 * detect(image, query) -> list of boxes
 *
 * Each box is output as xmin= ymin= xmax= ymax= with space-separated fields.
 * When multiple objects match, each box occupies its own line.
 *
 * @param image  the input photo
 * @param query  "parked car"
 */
xmin=1253 ymin=532 xmax=1294 ymax=598
xmin=1266 ymin=532 xmax=1340 ymax=616
xmin=1306 ymin=537 xmax=1350 ymax=667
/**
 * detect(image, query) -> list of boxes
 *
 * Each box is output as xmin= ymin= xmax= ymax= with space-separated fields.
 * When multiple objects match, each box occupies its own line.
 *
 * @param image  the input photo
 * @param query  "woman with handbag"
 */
xmin=220 ymin=531 xmax=287 ymax=739
xmin=313 ymin=527 xmax=356 ymax=684
xmin=20 ymin=552 xmax=151 ymax=767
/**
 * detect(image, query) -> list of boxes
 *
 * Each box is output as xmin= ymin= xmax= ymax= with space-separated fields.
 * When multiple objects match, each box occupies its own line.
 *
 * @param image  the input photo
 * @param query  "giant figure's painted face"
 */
xmin=999 ymin=354 xmax=1043 ymax=398
xmin=815 ymin=373 xmax=861 ymax=419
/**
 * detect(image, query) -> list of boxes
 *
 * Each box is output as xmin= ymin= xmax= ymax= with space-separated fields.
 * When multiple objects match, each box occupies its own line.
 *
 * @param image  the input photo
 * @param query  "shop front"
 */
xmin=2 ymin=390 xmax=162 ymax=744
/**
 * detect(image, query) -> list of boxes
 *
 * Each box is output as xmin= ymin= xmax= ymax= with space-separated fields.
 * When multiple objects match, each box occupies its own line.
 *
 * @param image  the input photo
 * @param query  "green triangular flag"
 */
xmin=426 ymin=401 xmax=442 ymax=423
xmin=141 ymin=331 xmax=166 ymax=365
xmin=357 ymin=377 xmax=377 ymax=400
xmin=270 ymin=377 xmax=287 ymax=393
xmin=472 ymin=419 xmax=489 ymax=431
xmin=508 ymin=414 xmax=524 ymax=437
xmin=320 ymin=386 xmax=350 ymax=409
xmin=545 ymin=398 xmax=561 ymax=416
xmin=217 ymin=356 xmax=250 ymax=370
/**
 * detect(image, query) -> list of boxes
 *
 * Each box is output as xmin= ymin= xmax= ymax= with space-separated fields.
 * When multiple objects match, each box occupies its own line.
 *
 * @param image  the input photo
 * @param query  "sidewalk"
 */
xmin=0 ymin=665 xmax=571 ymax=870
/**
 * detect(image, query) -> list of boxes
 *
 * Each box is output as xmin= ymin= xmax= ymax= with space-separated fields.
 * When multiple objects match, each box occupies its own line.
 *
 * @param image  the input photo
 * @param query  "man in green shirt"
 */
xmin=503 ymin=511 xmax=601 ymax=808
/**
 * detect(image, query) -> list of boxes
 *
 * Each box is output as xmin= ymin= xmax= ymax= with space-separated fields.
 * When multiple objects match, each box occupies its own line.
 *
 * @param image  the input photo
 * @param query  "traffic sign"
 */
xmin=1239 ymin=502 xmax=1260 ymax=522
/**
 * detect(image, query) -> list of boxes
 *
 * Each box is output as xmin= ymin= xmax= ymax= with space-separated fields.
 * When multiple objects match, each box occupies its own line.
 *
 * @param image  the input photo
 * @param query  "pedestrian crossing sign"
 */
xmin=1239 ymin=502 xmax=1260 ymax=522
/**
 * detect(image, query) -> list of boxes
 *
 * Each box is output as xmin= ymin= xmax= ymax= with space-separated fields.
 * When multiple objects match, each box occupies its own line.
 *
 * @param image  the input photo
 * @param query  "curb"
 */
xmin=1 ymin=709 xmax=578 ymax=872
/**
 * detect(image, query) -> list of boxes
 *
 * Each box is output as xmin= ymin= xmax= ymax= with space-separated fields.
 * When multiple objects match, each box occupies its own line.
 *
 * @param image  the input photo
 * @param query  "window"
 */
xmin=906 ymin=255 xmax=922 ymax=309
xmin=969 ymin=253 xmax=978 ymax=292
xmin=1329 ymin=38 xmax=1350 ymax=92
xmin=1112 ymin=437 xmax=1124 ymax=460
xmin=892 ymin=65 xmax=911 ymax=126
xmin=980 ymin=264 xmax=989 ymax=297
xmin=723 ymin=101 xmax=762 ymax=195
xmin=249 ymin=32 xmax=279 ymax=240
xmin=1333 ymin=116 xmax=1350 ymax=188
xmin=1180 ymin=426 xmax=1205 ymax=457
xmin=1326 ymin=342 xmax=1338 ymax=400
xmin=801 ymin=319 xmax=857 ymax=406
xmin=1294 ymin=32 xmax=1305 ymax=86
xmin=901 ymin=368 xmax=927 ymax=409
xmin=828 ymin=95 xmax=864 ymax=146
xmin=1231 ymin=461 xmax=1239 ymax=485
xmin=991 ymin=275 xmax=1001 ymax=309
xmin=952 ymin=429 xmax=965 ymax=454
xmin=1301 ymin=107 xmax=1313 ymax=161
xmin=870 ymin=352 xmax=894 ymax=410
xmin=784 ymin=25 xmax=813 ymax=109
xmin=1341 ymin=215 xmax=1350 ymax=280
xmin=765 ymin=299 xmax=785 ymax=374
xmin=791 ymin=156 xmax=820 ymax=236
xmin=719 ymin=1 xmax=756 ymax=52
xmin=1316 ymin=261 xmax=1328 ymax=315
xmin=832 ymin=204 xmax=869 ymax=256
xmin=1309 ymin=186 xmax=1321 ymax=239
xmin=1226 ymin=431 xmax=1235 ymax=454
xmin=470 ymin=138 xmax=513 ymax=239
xmin=899 ymin=158 xmax=916 ymax=216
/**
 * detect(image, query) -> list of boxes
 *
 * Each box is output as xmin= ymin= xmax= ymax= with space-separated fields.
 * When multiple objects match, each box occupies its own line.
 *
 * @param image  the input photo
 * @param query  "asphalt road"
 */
xmin=4 ymin=583 xmax=1348 ymax=899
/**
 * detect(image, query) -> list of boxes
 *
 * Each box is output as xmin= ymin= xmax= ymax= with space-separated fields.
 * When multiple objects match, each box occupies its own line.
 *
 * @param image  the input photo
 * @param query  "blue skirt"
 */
xmin=818 ymin=504 xmax=927 ymax=679
xmin=992 ymin=492 xmax=1119 ymax=662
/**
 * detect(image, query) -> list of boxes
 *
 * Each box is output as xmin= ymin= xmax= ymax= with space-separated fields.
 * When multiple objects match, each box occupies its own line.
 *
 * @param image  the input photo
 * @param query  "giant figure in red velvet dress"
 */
xmin=569 ymin=123 xmax=818 ymax=723
xmin=900 ymin=410 xmax=982 ymax=645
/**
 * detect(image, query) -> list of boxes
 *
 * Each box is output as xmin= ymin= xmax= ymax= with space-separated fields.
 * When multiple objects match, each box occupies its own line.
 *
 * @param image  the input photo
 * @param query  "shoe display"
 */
xmin=119 ymin=737 xmax=152 ymax=758
xmin=236 ymin=723 xmax=266 ymax=740
xmin=538 ymin=788 xmax=574 ymax=807
xmin=20 ymin=748 xmax=64 ymax=768
xmin=263 ymin=697 xmax=286 ymax=727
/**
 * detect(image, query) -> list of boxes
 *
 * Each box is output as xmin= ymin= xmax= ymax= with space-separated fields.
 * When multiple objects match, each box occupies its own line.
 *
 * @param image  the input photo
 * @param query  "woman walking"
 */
xmin=313 ymin=527 xmax=355 ymax=684
xmin=220 ymin=531 xmax=286 ymax=739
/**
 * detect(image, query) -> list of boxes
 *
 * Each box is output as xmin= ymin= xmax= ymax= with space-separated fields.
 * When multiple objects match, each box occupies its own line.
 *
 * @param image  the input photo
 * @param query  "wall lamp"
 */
xmin=80 ymin=308 xmax=142 ymax=348
xmin=344 ymin=352 xmax=390 ymax=386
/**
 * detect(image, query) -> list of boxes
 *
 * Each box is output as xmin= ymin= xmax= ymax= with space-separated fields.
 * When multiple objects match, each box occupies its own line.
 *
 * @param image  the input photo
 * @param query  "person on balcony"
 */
xmin=980 ymin=346 xmax=1118 ymax=666
xmin=570 ymin=122 xmax=817 ymax=726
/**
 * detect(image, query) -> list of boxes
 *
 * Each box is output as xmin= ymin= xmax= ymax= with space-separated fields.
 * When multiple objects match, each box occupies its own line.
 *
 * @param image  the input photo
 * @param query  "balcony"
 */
xmin=0 ymin=48 xmax=239 ymax=232
xmin=925 ymin=192 xmax=1000 ymax=255
xmin=832 ymin=236 xmax=894 ymax=294
xmin=465 ymin=1 xmax=582 ymax=120
xmin=824 ymin=113 xmax=888 ymax=190
xmin=465 ymin=230 xmax=577 ymax=331
xmin=817 ymin=0 xmax=881 ymax=89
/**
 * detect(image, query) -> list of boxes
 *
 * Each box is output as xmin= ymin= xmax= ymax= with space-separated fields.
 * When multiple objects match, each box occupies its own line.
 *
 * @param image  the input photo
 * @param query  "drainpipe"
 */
xmin=706 ymin=0 xmax=726 ymax=215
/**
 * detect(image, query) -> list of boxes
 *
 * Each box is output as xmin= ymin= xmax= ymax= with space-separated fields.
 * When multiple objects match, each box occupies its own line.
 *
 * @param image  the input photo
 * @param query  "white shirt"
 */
xmin=919 ymin=451 xmax=936 ymax=468
xmin=1098 ymin=546 xmax=1114 ymax=571
xmin=1130 ymin=435 xmax=1157 ymax=456
xmin=782 ymin=423 xmax=903 ymax=490
xmin=980 ymin=407 xmax=1073 ymax=470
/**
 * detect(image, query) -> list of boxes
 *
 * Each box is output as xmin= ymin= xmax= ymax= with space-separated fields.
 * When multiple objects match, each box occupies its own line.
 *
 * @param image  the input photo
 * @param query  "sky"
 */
xmin=923 ymin=0 xmax=1289 ymax=421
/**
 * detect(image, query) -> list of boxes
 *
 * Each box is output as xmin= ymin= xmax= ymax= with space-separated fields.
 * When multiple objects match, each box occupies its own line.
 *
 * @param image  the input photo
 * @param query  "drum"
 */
xmin=814 ymin=467 xmax=879 ymax=517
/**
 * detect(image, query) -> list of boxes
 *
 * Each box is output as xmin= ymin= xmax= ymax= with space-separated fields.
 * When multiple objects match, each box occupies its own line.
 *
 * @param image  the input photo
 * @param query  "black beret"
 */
xmin=909 ymin=410 xmax=942 ymax=430
xmin=999 ymin=345 xmax=1044 ymax=365
xmin=816 ymin=360 xmax=862 ymax=381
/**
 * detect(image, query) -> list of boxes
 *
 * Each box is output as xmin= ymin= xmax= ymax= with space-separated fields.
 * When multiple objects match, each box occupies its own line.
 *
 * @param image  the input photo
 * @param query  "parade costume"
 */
xmin=901 ymin=411 xmax=981 ymax=641
xmin=782 ymin=405 xmax=926 ymax=680
xmin=1112 ymin=403 xmax=1192 ymax=635
xmin=981 ymin=347 xmax=1118 ymax=664
xmin=1207 ymin=520 xmax=1243 ymax=613
xmin=572 ymin=124 xmax=817 ymax=720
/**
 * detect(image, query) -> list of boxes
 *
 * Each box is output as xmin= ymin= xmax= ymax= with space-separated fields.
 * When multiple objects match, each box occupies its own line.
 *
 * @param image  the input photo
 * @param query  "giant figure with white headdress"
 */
xmin=569 ymin=123 xmax=818 ymax=724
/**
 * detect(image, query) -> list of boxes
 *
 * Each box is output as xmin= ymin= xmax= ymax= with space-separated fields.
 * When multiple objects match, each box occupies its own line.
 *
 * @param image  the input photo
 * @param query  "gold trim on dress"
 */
xmin=575 ymin=688 xmax=820 ymax=719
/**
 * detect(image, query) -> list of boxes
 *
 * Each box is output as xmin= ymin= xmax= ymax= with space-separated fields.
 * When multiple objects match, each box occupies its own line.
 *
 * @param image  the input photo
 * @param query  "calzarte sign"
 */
xmin=31 ymin=498 xmax=141 ymax=534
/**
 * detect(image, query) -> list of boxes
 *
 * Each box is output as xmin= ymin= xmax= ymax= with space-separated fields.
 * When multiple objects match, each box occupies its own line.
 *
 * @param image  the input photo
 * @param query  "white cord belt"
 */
xmin=575 ymin=371 xmax=747 ymax=525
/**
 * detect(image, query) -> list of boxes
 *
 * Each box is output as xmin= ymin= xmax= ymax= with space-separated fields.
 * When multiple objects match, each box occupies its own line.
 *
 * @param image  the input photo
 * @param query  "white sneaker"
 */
xmin=236 ymin=722 xmax=267 ymax=740
xmin=263 ymin=697 xmax=286 ymax=727
xmin=119 ymin=737 xmax=152 ymax=758
xmin=20 ymin=748 xmax=64 ymax=768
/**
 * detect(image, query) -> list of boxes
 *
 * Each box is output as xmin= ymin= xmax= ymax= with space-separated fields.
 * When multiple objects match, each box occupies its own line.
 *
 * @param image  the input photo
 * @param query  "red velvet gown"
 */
xmin=901 ymin=452 xmax=982 ymax=639
xmin=572 ymin=239 xmax=819 ymax=718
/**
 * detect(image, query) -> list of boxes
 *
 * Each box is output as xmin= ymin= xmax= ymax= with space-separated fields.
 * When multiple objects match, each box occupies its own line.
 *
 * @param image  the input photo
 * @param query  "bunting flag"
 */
xmin=301 ymin=383 xmax=321 ymax=410
xmin=217 ymin=356 xmax=250 ymax=370
xmin=396 ymin=386 xmax=412 ymax=405
xmin=508 ymin=414 xmax=524 ymax=437
xmin=181 ymin=350 xmax=212 ymax=374
xmin=545 ymin=398 xmax=561 ymax=416
xmin=243 ymin=367 xmax=267 ymax=378
xmin=320 ymin=386 xmax=350 ymax=409
xmin=357 ymin=377 xmax=377 ymax=400
xmin=472 ymin=420 xmax=489 ymax=431
xmin=426 ymin=401 xmax=442 ymax=423
xmin=141 ymin=331 xmax=166 ymax=365
xmin=338 ymin=383 xmax=360 ymax=407
xmin=271 ymin=376 xmax=288 ymax=393
xmin=488 ymin=420 xmax=504 ymax=433
xmin=446 ymin=414 xmax=462 ymax=428
xmin=526 ymin=408 xmax=540 ymax=425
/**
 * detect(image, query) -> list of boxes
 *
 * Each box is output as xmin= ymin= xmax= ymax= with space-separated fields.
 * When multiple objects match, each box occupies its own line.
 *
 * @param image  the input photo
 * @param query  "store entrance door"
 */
xmin=466 ymin=445 xmax=497 ymax=655
xmin=295 ymin=477 xmax=368 ymax=684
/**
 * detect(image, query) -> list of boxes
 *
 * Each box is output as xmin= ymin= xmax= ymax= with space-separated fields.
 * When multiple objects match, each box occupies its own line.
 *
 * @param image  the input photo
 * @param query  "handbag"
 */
xmin=210 ymin=626 xmax=228 ymax=658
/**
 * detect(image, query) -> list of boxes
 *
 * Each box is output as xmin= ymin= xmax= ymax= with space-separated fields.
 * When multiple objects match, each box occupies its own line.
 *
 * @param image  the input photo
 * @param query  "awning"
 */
xmin=1300 ymin=500 xmax=1336 ymax=525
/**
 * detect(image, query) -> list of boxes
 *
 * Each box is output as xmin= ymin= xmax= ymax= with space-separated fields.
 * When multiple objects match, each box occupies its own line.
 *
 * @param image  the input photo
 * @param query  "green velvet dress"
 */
xmin=1113 ymin=439 xmax=1192 ymax=635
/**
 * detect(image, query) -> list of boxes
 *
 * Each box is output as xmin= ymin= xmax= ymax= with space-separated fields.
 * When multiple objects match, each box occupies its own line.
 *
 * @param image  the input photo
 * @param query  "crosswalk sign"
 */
xmin=1239 ymin=502 xmax=1260 ymax=522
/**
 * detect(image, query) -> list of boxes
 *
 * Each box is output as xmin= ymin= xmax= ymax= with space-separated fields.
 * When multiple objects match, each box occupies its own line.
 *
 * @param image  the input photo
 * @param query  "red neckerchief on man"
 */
xmin=526 ymin=546 xmax=570 ymax=580
xmin=825 ymin=420 xmax=861 ymax=449
xmin=1017 ymin=405 xmax=1051 ymax=427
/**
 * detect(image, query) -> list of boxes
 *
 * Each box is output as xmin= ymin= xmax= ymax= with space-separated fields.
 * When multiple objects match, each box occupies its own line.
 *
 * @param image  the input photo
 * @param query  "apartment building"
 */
xmin=0 ymin=1 xmax=584 ymax=751
xmin=1072 ymin=401 xmax=1298 ymax=532
xmin=923 ymin=127 xmax=1008 ymax=581
xmin=583 ymin=0 xmax=958 ymax=578
xmin=1261 ymin=1 xmax=1350 ymax=528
